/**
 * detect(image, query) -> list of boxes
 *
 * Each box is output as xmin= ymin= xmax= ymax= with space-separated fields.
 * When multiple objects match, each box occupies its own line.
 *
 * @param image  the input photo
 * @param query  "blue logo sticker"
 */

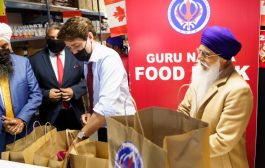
xmin=115 ymin=141 xmax=143 ymax=168
xmin=168 ymin=0 xmax=211 ymax=34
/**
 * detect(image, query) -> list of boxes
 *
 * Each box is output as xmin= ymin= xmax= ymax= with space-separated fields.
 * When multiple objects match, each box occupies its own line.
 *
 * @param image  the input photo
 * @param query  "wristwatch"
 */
xmin=77 ymin=131 xmax=86 ymax=140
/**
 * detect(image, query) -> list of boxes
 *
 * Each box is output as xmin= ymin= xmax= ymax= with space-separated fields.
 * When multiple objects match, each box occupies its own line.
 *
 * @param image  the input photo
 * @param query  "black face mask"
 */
xmin=47 ymin=39 xmax=66 ymax=54
xmin=74 ymin=40 xmax=92 ymax=62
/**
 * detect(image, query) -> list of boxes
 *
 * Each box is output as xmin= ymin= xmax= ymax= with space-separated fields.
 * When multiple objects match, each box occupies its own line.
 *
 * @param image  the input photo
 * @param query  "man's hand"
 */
xmin=81 ymin=113 xmax=91 ymax=125
xmin=49 ymin=88 xmax=62 ymax=102
xmin=72 ymin=137 xmax=82 ymax=145
xmin=2 ymin=116 xmax=25 ymax=135
xmin=60 ymin=88 xmax=74 ymax=102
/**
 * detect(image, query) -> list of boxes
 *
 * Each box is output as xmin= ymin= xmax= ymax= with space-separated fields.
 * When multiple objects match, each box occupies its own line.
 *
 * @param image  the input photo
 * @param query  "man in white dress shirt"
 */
xmin=58 ymin=16 xmax=136 ymax=142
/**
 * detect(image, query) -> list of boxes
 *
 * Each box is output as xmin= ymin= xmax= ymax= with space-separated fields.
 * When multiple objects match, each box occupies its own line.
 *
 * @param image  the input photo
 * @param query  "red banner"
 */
xmin=127 ymin=0 xmax=259 ymax=167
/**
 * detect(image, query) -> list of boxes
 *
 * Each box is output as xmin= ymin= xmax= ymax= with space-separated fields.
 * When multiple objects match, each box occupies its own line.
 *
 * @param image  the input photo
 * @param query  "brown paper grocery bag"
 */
xmin=1 ymin=124 xmax=56 ymax=164
xmin=33 ymin=129 xmax=78 ymax=168
xmin=69 ymin=139 xmax=108 ymax=168
xmin=107 ymin=107 xmax=210 ymax=168
xmin=107 ymin=115 xmax=167 ymax=168
xmin=134 ymin=107 xmax=210 ymax=168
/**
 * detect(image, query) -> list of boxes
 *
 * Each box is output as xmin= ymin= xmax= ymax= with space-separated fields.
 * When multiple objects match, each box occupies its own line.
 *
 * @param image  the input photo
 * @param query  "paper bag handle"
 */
xmin=65 ymin=129 xmax=76 ymax=148
xmin=177 ymin=84 xmax=201 ymax=118
xmin=82 ymin=95 xmax=89 ymax=115
xmin=44 ymin=122 xmax=53 ymax=134
xmin=32 ymin=121 xmax=44 ymax=141
xmin=44 ymin=122 xmax=53 ymax=142
xmin=10 ymin=122 xmax=28 ymax=149
xmin=66 ymin=129 xmax=79 ymax=155
xmin=176 ymin=83 xmax=190 ymax=107
xmin=32 ymin=120 xmax=42 ymax=128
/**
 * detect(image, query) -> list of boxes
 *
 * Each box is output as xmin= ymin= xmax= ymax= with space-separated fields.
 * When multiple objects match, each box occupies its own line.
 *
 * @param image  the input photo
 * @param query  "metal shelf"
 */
xmin=5 ymin=0 xmax=47 ymax=11
xmin=6 ymin=0 xmax=105 ymax=43
xmin=80 ymin=9 xmax=105 ymax=17
xmin=49 ymin=4 xmax=78 ymax=12
xmin=50 ymin=5 xmax=105 ymax=17
xmin=5 ymin=0 xmax=105 ymax=17
xmin=11 ymin=36 xmax=46 ymax=43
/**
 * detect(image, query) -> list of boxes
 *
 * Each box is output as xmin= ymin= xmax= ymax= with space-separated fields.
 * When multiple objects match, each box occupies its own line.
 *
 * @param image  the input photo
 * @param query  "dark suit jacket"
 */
xmin=29 ymin=47 xmax=87 ymax=124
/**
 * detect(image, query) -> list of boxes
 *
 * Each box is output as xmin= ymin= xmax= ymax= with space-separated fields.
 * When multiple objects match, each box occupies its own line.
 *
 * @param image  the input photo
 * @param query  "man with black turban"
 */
xmin=177 ymin=26 xmax=253 ymax=168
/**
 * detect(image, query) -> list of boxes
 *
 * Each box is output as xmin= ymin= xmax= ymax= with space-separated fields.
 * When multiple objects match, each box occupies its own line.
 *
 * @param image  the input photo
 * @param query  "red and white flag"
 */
xmin=62 ymin=10 xmax=81 ymax=23
xmin=104 ymin=0 xmax=127 ymax=37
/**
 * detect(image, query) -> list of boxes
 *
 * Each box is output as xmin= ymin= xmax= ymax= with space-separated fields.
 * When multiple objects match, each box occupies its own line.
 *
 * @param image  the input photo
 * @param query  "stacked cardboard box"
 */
xmin=78 ymin=0 xmax=93 ymax=10
xmin=52 ymin=0 xmax=76 ymax=7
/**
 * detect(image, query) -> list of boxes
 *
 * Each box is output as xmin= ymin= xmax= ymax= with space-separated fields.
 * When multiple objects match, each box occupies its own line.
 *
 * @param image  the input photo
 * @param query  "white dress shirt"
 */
xmin=84 ymin=43 xmax=136 ymax=117
xmin=49 ymin=50 xmax=65 ymax=81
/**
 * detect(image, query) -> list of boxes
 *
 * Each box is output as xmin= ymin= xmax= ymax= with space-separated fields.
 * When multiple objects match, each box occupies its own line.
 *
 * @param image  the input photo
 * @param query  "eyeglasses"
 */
xmin=197 ymin=48 xmax=219 ymax=59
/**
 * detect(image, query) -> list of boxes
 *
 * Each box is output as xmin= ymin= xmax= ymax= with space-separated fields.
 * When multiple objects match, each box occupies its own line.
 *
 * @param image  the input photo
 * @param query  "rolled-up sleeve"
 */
xmin=93 ymin=55 xmax=126 ymax=117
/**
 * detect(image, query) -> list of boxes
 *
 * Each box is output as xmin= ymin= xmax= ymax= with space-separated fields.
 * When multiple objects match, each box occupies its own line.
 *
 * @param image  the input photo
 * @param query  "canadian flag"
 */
xmin=104 ymin=0 xmax=127 ymax=37
xmin=62 ymin=11 xmax=81 ymax=23
xmin=261 ymin=0 xmax=265 ymax=26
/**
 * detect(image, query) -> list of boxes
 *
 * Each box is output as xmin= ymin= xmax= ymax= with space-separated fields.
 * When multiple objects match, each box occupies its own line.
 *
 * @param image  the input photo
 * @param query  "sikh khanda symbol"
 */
xmin=168 ymin=0 xmax=210 ymax=34
xmin=175 ymin=0 xmax=202 ymax=31
xmin=115 ymin=142 xmax=143 ymax=168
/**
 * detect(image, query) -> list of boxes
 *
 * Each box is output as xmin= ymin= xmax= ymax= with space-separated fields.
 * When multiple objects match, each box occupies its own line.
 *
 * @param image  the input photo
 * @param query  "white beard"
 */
xmin=191 ymin=60 xmax=220 ymax=111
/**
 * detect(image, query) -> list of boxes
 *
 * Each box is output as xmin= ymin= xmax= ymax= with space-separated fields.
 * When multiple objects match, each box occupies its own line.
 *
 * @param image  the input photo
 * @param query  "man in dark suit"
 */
xmin=30 ymin=23 xmax=87 ymax=130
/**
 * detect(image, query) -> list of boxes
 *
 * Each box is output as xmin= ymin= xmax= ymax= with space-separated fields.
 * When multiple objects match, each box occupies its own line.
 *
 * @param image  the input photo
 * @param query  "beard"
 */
xmin=191 ymin=59 xmax=220 ymax=111
xmin=0 ymin=48 xmax=13 ymax=77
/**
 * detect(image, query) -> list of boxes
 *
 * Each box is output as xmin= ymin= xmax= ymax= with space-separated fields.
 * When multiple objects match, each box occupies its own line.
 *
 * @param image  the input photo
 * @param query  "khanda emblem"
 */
xmin=115 ymin=142 xmax=143 ymax=168
xmin=175 ymin=0 xmax=202 ymax=31
xmin=168 ymin=0 xmax=211 ymax=34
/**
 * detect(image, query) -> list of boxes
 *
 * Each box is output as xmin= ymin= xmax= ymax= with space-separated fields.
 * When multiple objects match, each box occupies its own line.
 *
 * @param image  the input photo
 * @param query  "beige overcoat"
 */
xmin=178 ymin=63 xmax=253 ymax=168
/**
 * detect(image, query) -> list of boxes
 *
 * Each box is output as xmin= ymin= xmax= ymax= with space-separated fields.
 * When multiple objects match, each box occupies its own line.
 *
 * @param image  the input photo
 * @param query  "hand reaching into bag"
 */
xmin=2 ymin=116 xmax=25 ymax=135
xmin=72 ymin=137 xmax=81 ymax=145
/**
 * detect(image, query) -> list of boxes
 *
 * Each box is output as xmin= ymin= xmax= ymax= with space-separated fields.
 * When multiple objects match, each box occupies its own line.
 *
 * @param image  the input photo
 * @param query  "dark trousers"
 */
xmin=98 ymin=127 xmax=107 ymax=142
xmin=53 ymin=108 xmax=82 ymax=131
